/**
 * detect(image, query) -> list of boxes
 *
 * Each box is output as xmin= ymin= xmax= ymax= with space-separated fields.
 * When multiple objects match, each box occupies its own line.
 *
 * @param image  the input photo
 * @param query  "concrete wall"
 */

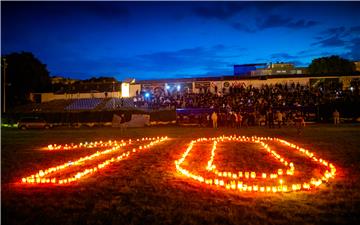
xmin=129 ymin=84 xmax=141 ymax=97
xmin=339 ymin=75 xmax=360 ymax=90
xmin=38 ymin=92 xmax=121 ymax=103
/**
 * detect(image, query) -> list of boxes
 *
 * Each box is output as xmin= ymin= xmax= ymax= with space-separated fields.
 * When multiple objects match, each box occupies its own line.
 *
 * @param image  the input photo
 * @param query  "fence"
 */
xmin=2 ymin=109 xmax=176 ymax=126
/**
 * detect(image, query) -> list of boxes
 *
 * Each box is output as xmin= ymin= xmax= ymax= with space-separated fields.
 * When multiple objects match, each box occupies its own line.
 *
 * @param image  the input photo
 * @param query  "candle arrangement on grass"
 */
xmin=21 ymin=136 xmax=168 ymax=185
xmin=206 ymin=136 xmax=295 ymax=180
xmin=46 ymin=137 xmax=158 ymax=151
xmin=175 ymin=135 xmax=336 ymax=193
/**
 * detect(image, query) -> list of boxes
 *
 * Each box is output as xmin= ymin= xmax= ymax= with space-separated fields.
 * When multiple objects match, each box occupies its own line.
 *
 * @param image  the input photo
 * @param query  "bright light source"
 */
xmin=177 ymin=85 xmax=181 ymax=91
xmin=175 ymin=135 xmax=336 ymax=193
xmin=145 ymin=93 xmax=150 ymax=98
xmin=350 ymin=87 xmax=354 ymax=92
xmin=165 ymin=85 xmax=170 ymax=90
xmin=121 ymin=83 xmax=129 ymax=97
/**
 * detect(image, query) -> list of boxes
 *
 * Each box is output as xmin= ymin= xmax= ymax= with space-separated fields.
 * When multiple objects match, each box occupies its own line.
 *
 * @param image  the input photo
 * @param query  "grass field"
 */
xmin=1 ymin=125 xmax=360 ymax=225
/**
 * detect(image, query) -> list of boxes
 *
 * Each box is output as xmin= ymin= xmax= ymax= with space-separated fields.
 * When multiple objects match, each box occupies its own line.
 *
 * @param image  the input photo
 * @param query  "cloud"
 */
xmin=316 ymin=26 xmax=360 ymax=41
xmin=231 ymin=23 xmax=256 ymax=33
xmin=78 ymin=2 xmax=129 ymax=22
xmin=256 ymin=15 xmax=318 ymax=30
xmin=231 ymin=14 xmax=318 ymax=33
xmin=3 ymin=1 xmax=130 ymax=23
xmin=296 ymin=49 xmax=339 ymax=59
xmin=270 ymin=53 xmax=299 ymax=60
xmin=349 ymin=26 xmax=360 ymax=33
xmin=193 ymin=2 xmax=245 ymax=20
xmin=312 ymin=25 xmax=360 ymax=48
xmin=50 ymin=44 xmax=247 ymax=79
xmin=192 ymin=3 xmax=318 ymax=33
xmin=346 ymin=38 xmax=360 ymax=60
xmin=125 ymin=45 xmax=244 ymax=78
xmin=193 ymin=1 xmax=288 ymax=21
xmin=137 ymin=45 xmax=245 ymax=67
xmin=313 ymin=36 xmax=347 ymax=47
xmin=137 ymin=48 xmax=215 ymax=70
xmin=320 ymin=26 xmax=347 ymax=37
xmin=252 ymin=1 xmax=289 ymax=11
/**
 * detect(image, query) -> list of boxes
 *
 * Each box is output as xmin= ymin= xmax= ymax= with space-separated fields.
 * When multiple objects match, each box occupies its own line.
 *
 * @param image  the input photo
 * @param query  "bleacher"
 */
xmin=12 ymin=97 xmax=137 ymax=113
xmin=103 ymin=98 xmax=134 ymax=110
xmin=65 ymin=98 xmax=104 ymax=111
xmin=11 ymin=99 xmax=74 ymax=113
xmin=38 ymin=100 xmax=74 ymax=112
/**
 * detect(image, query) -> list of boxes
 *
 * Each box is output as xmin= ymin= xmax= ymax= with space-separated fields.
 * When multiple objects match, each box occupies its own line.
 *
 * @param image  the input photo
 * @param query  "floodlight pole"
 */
xmin=2 ymin=58 xmax=7 ymax=113
xmin=112 ymin=81 xmax=115 ymax=109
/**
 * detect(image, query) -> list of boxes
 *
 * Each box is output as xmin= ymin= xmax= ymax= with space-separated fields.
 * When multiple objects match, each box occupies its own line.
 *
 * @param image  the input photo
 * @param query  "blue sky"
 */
xmin=2 ymin=1 xmax=360 ymax=80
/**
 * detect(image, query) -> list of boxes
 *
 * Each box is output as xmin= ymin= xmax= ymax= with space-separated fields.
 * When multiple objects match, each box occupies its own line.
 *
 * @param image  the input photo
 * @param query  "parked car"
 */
xmin=18 ymin=117 xmax=51 ymax=130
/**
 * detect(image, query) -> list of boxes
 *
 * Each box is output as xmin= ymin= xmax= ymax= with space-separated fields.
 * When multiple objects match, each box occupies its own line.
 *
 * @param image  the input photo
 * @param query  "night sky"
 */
xmin=2 ymin=1 xmax=360 ymax=81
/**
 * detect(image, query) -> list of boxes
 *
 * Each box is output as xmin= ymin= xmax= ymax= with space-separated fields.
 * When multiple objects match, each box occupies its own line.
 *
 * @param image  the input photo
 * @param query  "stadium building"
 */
xmin=27 ymin=61 xmax=360 ymax=106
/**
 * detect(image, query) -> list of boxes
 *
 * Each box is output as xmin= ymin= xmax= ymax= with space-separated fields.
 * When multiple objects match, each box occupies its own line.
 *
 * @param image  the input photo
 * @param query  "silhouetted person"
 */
xmin=333 ymin=109 xmax=340 ymax=125
xmin=211 ymin=111 xmax=218 ymax=128
xmin=267 ymin=109 xmax=274 ymax=128
xmin=294 ymin=112 xmax=305 ymax=135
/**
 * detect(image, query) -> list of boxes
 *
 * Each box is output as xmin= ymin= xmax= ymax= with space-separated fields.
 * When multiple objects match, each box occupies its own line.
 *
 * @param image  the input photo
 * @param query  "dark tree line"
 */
xmin=1 ymin=52 xmax=51 ymax=111
xmin=308 ymin=55 xmax=356 ymax=75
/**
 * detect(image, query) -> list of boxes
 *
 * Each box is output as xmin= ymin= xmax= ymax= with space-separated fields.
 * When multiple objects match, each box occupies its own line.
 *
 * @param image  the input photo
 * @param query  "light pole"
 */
xmin=2 ymin=58 xmax=7 ymax=113
xmin=112 ymin=81 xmax=115 ymax=109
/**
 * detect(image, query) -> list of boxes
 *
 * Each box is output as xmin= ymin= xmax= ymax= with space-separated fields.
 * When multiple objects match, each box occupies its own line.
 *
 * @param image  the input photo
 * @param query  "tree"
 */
xmin=1 ymin=52 xmax=51 ymax=110
xmin=308 ymin=55 xmax=356 ymax=75
xmin=85 ymin=77 xmax=117 ymax=83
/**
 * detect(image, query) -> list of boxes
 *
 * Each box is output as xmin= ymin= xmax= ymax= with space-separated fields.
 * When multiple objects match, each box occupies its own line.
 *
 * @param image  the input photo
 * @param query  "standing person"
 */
xmin=267 ymin=109 xmax=274 ymax=128
xmin=294 ymin=112 xmax=305 ymax=135
xmin=242 ymin=112 xmax=248 ymax=128
xmin=206 ymin=113 xmax=211 ymax=127
xmin=120 ymin=114 xmax=126 ymax=134
xmin=219 ymin=112 xmax=225 ymax=127
xmin=231 ymin=112 xmax=237 ymax=128
xmin=211 ymin=111 xmax=218 ymax=128
xmin=282 ymin=111 xmax=287 ymax=126
xmin=237 ymin=112 xmax=242 ymax=128
xmin=276 ymin=110 xmax=283 ymax=128
xmin=226 ymin=113 xmax=232 ymax=127
xmin=233 ymin=112 xmax=238 ymax=128
xmin=333 ymin=109 xmax=340 ymax=125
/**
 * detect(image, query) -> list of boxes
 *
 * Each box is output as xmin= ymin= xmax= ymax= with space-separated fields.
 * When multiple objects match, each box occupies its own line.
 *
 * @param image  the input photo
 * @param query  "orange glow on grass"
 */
xmin=21 ymin=136 xmax=168 ymax=185
xmin=207 ymin=136 xmax=295 ymax=182
xmin=175 ymin=135 xmax=336 ymax=193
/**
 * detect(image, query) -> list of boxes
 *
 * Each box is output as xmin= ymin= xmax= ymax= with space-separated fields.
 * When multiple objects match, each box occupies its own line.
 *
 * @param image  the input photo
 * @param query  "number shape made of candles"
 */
xmin=175 ymin=135 xmax=336 ymax=193
xmin=21 ymin=136 xmax=168 ymax=185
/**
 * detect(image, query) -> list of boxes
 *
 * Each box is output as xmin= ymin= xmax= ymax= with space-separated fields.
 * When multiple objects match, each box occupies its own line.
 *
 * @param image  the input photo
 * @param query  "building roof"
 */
xmin=234 ymin=63 xmax=267 ymax=67
xmin=134 ymin=73 xmax=360 ymax=84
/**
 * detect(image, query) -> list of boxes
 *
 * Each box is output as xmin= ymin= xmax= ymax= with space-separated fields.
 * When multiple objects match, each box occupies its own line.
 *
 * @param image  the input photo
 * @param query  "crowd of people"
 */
xmin=132 ymin=81 xmax=359 ymax=128
xmin=135 ymin=83 xmax=320 ymax=110
xmin=178 ymin=108 xmax=306 ymax=129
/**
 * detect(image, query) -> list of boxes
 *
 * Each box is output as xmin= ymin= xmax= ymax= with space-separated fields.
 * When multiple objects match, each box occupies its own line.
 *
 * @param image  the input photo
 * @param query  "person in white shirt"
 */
xmin=211 ymin=111 xmax=218 ymax=128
